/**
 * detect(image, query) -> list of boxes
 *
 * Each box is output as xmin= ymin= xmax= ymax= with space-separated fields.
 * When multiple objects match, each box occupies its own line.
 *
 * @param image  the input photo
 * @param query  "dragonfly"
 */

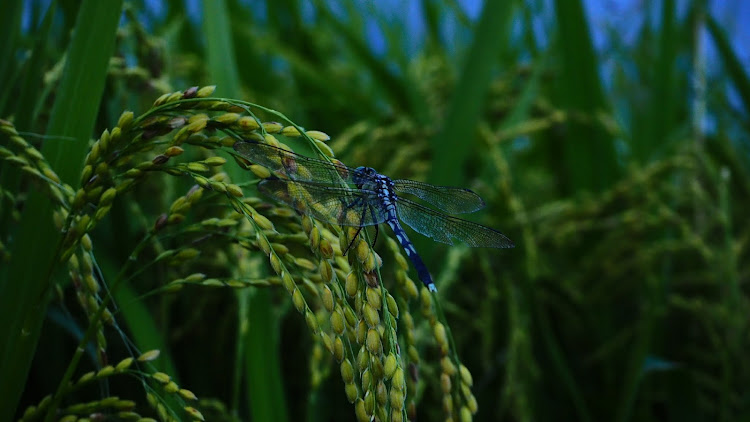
xmin=233 ymin=140 xmax=514 ymax=292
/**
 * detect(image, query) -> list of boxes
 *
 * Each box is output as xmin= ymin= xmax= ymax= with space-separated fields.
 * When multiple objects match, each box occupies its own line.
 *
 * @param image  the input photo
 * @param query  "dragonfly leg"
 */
xmin=342 ymin=226 xmax=363 ymax=256
xmin=369 ymin=206 xmax=379 ymax=247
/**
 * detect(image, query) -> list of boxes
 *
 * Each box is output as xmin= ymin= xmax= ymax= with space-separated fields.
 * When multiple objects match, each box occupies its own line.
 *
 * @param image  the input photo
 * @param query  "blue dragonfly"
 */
xmin=233 ymin=140 xmax=514 ymax=292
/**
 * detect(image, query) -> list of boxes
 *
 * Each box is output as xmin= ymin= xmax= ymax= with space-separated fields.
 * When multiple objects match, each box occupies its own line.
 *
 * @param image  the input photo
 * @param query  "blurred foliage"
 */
xmin=1 ymin=0 xmax=749 ymax=421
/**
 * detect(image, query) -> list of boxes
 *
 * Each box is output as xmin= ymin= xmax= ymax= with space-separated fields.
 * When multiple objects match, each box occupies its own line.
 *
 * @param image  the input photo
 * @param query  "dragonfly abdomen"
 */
xmin=386 ymin=212 xmax=436 ymax=292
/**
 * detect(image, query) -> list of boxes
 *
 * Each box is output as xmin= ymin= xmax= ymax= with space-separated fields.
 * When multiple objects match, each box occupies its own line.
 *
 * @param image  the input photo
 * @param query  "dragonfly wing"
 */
xmin=234 ymin=140 xmax=355 ymax=184
xmin=393 ymin=179 xmax=485 ymax=214
xmin=258 ymin=178 xmax=388 ymax=227
xmin=396 ymin=197 xmax=514 ymax=248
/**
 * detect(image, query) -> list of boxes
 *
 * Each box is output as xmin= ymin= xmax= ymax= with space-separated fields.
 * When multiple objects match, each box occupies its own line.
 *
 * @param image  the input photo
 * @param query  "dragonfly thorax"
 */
xmin=353 ymin=166 xmax=390 ymax=189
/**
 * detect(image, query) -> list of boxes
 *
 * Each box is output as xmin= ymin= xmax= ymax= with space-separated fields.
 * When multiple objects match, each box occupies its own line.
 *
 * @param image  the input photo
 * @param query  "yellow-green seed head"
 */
xmin=363 ymin=303 xmax=380 ymax=328
xmin=315 ymin=139 xmax=334 ymax=157
xmin=152 ymin=372 xmax=171 ymax=383
xmin=115 ymin=357 xmax=134 ymax=371
xmin=441 ymin=357 xmax=457 ymax=376
xmin=333 ymin=336 xmax=345 ymax=362
xmin=366 ymin=287 xmax=382 ymax=310
xmin=117 ymin=110 xmax=134 ymax=131
xmin=320 ymin=332 xmax=333 ymax=354
xmin=83 ymin=274 xmax=99 ymax=294
xmin=364 ymin=390 xmax=375 ymax=415
xmin=361 ymin=367 xmax=372 ymax=390
xmin=434 ymin=322 xmax=449 ymax=355
xmin=251 ymin=212 xmax=275 ymax=231
xmin=269 ymin=253 xmax=282 ymax=274
xmin=356 ymin=320 xmax=367 ymax=345
xmin=185 ymin=406 xmax=205 ymax=421
xmin=319 ymin=238 xmax=334 ymax=259
xmin=355 ymin=239 xmax=369 ymax=263
xmin=305 ymin=130 xmax=330 ymax=142
xmin=344 ymin=382 xmax=358 ymax=403
xmin=138 ymin=350 xmax=161 ymax=361
xmin=442 ymin=395 xmax=454 ymax=415
xmin=460 ymin=406 xmax=473 ymax=422
xmin=281 ymin=126 xmax=302 ymax=137
xmin=319 ymin=259 xmax=333 ymax=283
xmin=370 ymin=353 xmax=384 ymax=378
xmin=384 ymin=354 xmax=397 ymax=379
xmin=459 ymin=364 xmax=474 ymax=387
xmin=389 ymin=387 xmax=405 ymax=410
xmin=420 ymin=286 xmax=432 ymax=309
xmin=441 ymin=372 xmax=452 ymax=393
xmin=357 ymin=346 xmax=369 ymax=370
xmin=215 ymin=112 xmax=240 ymax=125
xmin=262 ymin=121 xmax=283 ymax=133
xmin=305 ymin=311 xmax=319 ymax=334
xmin=345 ymin=272 xmax=358 ymax=297
xmin=366 ymin=328 xmax=382 ymax=355
xmin=355 ymin=398 xmax=368 ymax=422
xmin=78 ymin=371 xmax=95 ymax=383
xmin=257 ymin=234 xmax=272 ymax=255
xmin=226 ymin=183 xmax=244 ymax=197
xmin=376 ymin=380 xmax=387 ymax=405
xmin=179 ymin=388 xmax=198 ymax=400
xmin=467 ymin=392 xmax=478 ymax=414
xmin=386 ymin=293 xmax=399 ymax=318
xmin=164 ymin=381 xmax=179 ymax=393
xmin=197 ymin=85 xmax=216 ymax=97
xmin=238 ymin=116 xmax=260 ymax=130
xmin=405 ymin=278 xmax=419 ymax=299
xmin=292 ymin=288 xmax=305 ymax=313
xmin=301 ymin=215 xmax=314 ymax=234
xmin=309 ymin=226 xmax=321 ymax=250
xmin=392 ymin=367 xmax=405 ymax=391
xmin=322 ymin=285 xmax=334 ymax=312
xmin=363 ymin=251 xmax=378 ymax=273
xmin=282 ymin=271 xmax=295 ymax=293
xmin=344 ymin=306 xmax=357 ymax=328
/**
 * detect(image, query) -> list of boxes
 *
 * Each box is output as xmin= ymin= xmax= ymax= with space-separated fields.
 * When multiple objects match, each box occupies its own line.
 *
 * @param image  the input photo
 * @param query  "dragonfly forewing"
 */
xmin=234 ymin=140 xmax=353 ymax=184
xmin=393 ymin=179 xmax=486 ymax=214
xmin=396 ymin=197 xmax=514 ymax=248
xmin=259 ymin=178 xmax=389 ymax=227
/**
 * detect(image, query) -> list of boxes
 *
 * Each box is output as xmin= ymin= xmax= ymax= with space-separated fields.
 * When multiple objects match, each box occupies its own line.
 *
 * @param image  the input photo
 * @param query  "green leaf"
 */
xmin=0 ymin=1 xmax=123 ymax=418
xmin=429 ymin=0 xmax=516 ymax=187
xmin=553 ymin=0 xmax=618 ymax=193
xmin=707 ymin=14 xmax=750 ymax=115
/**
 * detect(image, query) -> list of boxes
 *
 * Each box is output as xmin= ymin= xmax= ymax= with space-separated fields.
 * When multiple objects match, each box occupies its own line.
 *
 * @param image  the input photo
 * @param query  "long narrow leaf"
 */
xmin=429 ymin=0 xmax=516 ymax=187
xmin=0 ymin=1 xmax=123 ymax=418
xmin=553 ymin=0 xmax=618 ymax=193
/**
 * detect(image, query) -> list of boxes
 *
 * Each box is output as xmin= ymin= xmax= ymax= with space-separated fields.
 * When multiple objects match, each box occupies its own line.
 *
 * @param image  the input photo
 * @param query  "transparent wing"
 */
xmin=234 ymin=140 xmax=359 ymax=184
xmin=396 ymin=197 xmax=514 ymax=248
xmin=258 ymin=178 xmax=389 ymax=227
xmin=393 ymin=179 xmax=486 ymax=214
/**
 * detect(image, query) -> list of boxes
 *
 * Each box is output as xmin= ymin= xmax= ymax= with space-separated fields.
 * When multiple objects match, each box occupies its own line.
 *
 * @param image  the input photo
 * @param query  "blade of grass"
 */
xmin=428 ymin=0 xmax=516 ymax=187
xmin=0 ymin=0 xmax=23 ymax=115
xmin=706 ymin=14 xmax=750 ymax=114
xmin=315 ymin=1 xmax=426 ymax=122
xmin=202 ymin=0 xmax=241 ymax=104
xmin=0 ymin=1 xmax=123 ymax=418
xmin=0 ymin=0 xmax=59 ymax=240
xmin=553 ymin=0 xmax=618 ymax=193
xmin=203 ymin=2 xmax=288 ymax=421
xmin=635 ymin=0 xmax=678 ymax=162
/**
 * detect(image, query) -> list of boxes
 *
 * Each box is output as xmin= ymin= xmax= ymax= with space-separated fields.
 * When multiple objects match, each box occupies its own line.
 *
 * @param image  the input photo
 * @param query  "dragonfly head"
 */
xmin=352 ymin=166 xmax=379 ymax=188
